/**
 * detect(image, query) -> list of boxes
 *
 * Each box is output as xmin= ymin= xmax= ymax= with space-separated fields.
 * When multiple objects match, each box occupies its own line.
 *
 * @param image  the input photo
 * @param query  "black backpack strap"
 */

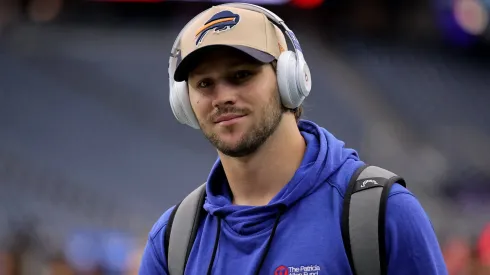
xmin=341 ymin=165 xmax=406 ymax=275
xmin=164 ymin=183 xmax=207 ymax=275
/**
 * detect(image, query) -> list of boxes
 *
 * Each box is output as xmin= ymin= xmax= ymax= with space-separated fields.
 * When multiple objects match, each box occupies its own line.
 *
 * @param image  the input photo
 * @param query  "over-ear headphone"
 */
xmin=168 ymin=2 xmax=312 ymax=129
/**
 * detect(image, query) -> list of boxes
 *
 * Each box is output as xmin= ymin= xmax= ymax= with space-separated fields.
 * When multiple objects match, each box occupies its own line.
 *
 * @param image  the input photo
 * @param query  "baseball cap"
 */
xmin=174 ymin=5 xmax=288 ymax=82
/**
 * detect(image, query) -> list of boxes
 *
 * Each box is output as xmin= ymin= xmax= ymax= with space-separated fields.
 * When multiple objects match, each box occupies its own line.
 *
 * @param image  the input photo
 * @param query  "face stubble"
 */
xmin=199 ymin=86 xmax=285 ymax=158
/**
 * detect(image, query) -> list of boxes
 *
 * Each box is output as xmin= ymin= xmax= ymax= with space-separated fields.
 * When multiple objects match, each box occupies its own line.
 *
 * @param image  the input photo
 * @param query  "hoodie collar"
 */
xmin=202 ymin=120 xmax=359 ymax=235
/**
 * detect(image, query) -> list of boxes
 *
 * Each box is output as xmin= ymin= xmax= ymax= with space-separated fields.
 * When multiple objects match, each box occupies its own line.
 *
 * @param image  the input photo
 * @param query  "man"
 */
xmin=139 ymin=3 xmax=448 ymax=275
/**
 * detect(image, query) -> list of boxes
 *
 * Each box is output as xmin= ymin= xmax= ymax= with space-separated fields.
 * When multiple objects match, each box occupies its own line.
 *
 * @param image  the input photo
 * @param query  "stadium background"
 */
xmin=0 ymin=0 xmax=490 ymax=274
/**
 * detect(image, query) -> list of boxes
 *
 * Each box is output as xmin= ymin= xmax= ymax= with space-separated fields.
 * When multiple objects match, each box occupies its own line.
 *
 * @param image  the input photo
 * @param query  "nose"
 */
xmin=211 ymin=81 xmax=237 ymax=109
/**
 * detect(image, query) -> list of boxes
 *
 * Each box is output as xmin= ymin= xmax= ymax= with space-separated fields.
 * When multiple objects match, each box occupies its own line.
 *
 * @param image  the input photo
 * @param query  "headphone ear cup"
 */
xmin=296 ymin=59 xmax=312 ymax=98
xmin=169 ymin=81 xmax=200 ymax=129
xmin=276 ymin=51 xmax=304 ymax=109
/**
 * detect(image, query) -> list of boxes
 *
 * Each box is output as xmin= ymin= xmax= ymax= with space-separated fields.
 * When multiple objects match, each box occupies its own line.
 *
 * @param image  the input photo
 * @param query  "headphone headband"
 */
xmin=168 ymin=3 xmax=307 ymax=89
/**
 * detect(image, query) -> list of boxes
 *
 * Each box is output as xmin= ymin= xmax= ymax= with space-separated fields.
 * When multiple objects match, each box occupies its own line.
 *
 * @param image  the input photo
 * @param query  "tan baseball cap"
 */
xmin=173 ymin=5 xmax=288 ymax=81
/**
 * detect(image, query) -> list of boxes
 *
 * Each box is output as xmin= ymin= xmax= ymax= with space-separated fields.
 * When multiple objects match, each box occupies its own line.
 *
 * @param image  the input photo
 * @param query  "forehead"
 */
xmin=189 ymin=47 xmax=263 ymax=76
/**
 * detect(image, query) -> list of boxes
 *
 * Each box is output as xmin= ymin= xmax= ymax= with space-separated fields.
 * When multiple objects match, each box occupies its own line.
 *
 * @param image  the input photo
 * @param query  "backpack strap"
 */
xmin=165 ymin=183 xmax=207 ymax=275
xmin=341 ymin=165 xmax=406 ymax=275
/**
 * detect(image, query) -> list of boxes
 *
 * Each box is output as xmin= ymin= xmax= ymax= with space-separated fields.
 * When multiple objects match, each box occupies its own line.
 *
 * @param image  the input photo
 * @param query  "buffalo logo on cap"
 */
xmin=195 ymin=10 xmax=240 ymax=46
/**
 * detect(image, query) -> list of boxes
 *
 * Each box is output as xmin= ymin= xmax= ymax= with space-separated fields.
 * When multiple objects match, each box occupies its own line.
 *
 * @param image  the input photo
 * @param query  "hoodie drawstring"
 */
xmin=205 ymin=205 xmax=286 ymax=275
xmin=206 ymin=217 xmax=222 ymax=275
xmin=254 ymin=205 xmax=286 ymax=275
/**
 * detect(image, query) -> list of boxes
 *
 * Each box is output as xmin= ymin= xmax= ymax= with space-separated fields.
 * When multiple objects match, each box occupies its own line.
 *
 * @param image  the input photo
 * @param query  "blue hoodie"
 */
xmin=139 ymin=120 xmax=447 ymax=275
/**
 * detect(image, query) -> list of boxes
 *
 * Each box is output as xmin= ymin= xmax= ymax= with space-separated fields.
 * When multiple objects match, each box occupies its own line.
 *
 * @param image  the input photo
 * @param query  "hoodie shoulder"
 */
xmin=326 ymin=159 xmax=366 ymax=197
xmin=149 ymin=205 xmax=176 ymax=239
xmin=384 ymin=186 xmax=447 ymax=274
xmin=327 ymin=160 xmax=413 ymax=198
xmin=327 ymin=161 xmax=446 ymax=274
xmin=139 ymin=205 xmax=176 ymax=275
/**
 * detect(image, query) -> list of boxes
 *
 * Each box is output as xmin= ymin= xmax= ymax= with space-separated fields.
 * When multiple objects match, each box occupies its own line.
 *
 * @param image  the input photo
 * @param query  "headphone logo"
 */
xmin=195 ymin=10 xmax=241 ymax=46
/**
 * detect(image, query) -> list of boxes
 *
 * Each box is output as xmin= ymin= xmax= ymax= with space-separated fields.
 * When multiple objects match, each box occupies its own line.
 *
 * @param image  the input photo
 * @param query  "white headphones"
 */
xmin=168 ymin=2 xmax=312 ymax=129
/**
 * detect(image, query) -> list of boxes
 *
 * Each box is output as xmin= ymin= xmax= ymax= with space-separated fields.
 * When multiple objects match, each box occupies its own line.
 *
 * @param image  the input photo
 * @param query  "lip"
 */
xmin=214 ymin=114 xmax=246 ymax=125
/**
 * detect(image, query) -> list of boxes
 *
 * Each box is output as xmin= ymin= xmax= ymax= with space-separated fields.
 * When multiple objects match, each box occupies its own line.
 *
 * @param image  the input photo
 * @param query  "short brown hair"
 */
xmin=292 ymin=106 xmax=303 ymax=122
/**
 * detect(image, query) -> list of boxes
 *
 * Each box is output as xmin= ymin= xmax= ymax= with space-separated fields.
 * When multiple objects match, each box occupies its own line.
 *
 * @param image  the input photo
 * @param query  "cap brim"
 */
xmin=173 ymin=45 xmax=275 ymax=82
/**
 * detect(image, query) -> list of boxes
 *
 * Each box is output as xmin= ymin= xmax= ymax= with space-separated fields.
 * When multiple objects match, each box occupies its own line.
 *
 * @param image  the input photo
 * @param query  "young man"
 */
xmin=139 ymin=4 xmax=448 ymax=275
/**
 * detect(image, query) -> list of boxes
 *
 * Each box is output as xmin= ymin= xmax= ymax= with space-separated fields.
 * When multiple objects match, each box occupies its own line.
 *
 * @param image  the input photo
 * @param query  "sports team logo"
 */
xmin=274 ymin=265 xmax=289 ymax=275
xmin=195 ymin=10 xmax=241 ymax=45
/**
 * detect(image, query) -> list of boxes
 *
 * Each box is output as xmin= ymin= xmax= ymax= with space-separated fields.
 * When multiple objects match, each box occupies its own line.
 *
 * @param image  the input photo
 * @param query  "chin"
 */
xmin=215 ymin=132 xmax=246 ymax=147
xmin=207 ymin=130 xmax=250 ymax=155
xmin=216 ymin=140 xmax=257 ymax=158
xmin=214 ymin=120 xmax=249 ymax=136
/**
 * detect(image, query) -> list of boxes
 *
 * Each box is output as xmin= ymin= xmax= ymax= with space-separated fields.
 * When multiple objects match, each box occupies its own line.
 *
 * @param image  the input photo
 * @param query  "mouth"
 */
xmin=214 ymin=114 xmax=246 ymax=125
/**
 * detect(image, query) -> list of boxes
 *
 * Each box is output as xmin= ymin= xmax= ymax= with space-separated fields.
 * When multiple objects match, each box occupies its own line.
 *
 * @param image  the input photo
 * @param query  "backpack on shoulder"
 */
xmin=163 ymin=164 xmax=406 ymax=275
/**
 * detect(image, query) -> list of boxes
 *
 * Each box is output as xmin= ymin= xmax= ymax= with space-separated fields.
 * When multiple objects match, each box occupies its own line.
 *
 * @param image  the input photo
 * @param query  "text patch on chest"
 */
xmin=274 ymin=264 xmax=321 ymax=275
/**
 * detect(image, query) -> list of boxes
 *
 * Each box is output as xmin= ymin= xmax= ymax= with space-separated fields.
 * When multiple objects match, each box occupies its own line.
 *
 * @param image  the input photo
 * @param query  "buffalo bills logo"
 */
xmin=195 ymin=10 xmax=240 ymax=45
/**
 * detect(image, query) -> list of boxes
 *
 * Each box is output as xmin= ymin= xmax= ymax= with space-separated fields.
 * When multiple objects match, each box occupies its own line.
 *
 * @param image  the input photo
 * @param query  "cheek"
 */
xmin=189 ymin=93 xmax=209 ymax=120
xmin=250 ymin=80 xmax=279 ymax=107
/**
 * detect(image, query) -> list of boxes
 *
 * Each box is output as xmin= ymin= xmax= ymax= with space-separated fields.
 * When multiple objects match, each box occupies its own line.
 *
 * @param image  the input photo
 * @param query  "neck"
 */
xmin=218 ymin=116 xmax=306 ymax=206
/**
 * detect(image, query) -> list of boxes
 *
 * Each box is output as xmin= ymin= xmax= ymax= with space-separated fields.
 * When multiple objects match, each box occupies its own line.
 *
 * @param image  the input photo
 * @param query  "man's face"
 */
xmin=187 ymin=48 xmax=284 ymax=157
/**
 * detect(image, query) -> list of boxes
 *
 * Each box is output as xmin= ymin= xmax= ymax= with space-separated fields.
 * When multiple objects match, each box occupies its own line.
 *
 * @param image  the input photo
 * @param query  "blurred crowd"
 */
xmin=0 ymin=0 xmax=63 ymax=29
xmin=0 ymin=219 xmax=143 ymax=275
xmin=0 ymin=220 xmax=488 ymax=274
xmin=443 ymin=224 xmax=490 ymax=275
